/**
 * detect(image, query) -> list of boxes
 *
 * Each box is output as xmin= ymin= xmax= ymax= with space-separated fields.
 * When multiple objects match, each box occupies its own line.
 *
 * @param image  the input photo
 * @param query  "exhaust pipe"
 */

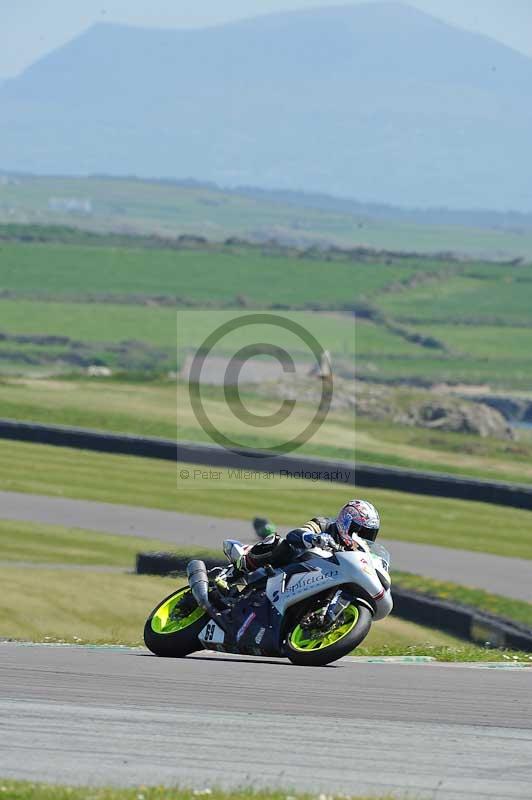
xmin=187 ymin=559 xmax=212 ymax=611
xmin=186 ymin=559 xmax=233 ymax=638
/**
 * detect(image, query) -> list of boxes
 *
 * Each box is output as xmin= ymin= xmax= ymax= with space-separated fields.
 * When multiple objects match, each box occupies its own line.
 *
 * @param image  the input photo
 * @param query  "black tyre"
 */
xmin=285 ymin=601 xmax=372 ymax=667
xmin=143 ymin=586 xmax=209 ymax=657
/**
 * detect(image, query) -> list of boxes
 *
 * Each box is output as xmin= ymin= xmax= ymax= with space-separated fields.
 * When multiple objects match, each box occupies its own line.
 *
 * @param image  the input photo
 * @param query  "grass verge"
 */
xmin=352 ymin=643 xmax=532 ymax=662
xmin=0 ymin=782 xmax=395 ymax=800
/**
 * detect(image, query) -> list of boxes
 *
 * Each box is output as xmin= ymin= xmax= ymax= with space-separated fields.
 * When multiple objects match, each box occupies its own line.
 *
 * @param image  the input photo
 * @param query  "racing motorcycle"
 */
xmin=144 ymin=539 xmax=393 ymax=667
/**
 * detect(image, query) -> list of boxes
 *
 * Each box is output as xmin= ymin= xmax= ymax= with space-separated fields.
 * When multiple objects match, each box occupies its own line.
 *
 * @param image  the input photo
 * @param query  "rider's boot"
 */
xmin=223 ymin=539 xmax=255 ymax=574
xmin=223 ymin=534 xmax=283 ymax=575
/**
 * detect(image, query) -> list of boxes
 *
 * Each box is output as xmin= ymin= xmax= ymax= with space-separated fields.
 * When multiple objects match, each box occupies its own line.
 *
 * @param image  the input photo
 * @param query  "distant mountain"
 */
xmin=1 ymin=2 xmax=532 ymax=210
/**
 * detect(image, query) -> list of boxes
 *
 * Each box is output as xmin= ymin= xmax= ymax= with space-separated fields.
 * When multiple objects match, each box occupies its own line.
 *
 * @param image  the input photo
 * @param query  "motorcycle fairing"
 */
xmin=198 ymin=546 xmax=393 ymax=655
xmin=266 ymin=549 xmax=388 ymax=618
xmin=198 ymin=589 xmax=283 ymax=656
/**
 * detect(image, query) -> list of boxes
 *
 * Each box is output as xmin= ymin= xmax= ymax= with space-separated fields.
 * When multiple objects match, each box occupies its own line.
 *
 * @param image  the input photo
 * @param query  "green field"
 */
xmin=0 ymin=227 xmax=532 ymax=390
xmin=1 ymin=439 xmax=531 ymax=560
xmin=379 ymin=273 xmax=532 ymax=325
xmin=411 ymin=324 xmax=532 ymax=360
xmin=1 ymin=228 xmax=531 ymax=387
xmin=0 ymin=240 xmax=446 ymax=304
xmin=0 ymin=304 xmax=420 ymax=362
xmin=0 ymin=299 xmax=175 ymax=346
xmin=352 ymin=353 xmax=532 ymax=388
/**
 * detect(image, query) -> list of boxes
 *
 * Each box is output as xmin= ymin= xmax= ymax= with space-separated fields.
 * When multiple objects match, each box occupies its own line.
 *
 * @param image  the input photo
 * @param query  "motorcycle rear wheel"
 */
xmin=144 ymin=586 xmax=208 ymax=657
xmin=285 ymin=601 xmax=372 ymax=666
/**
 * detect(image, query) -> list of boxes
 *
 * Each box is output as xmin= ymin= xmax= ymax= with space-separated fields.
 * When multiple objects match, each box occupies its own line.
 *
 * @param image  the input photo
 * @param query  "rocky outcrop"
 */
xmin=398 ymin=399 xmax=515 ymax=438
xmin=261 ymin=377 xmax=515 ymax=439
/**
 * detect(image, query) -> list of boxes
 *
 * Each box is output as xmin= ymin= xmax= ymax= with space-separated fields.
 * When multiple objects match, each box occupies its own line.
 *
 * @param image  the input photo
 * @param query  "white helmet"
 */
xmin=336 ymin=499 xmax=380 ymax=545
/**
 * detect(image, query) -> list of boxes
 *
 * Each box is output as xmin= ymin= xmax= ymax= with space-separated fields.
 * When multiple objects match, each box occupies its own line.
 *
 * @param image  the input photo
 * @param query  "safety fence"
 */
xmin=2 ymin=418 xmax=532 ymax=510
xmin=392 ymin=587 xmax=532 ymax=652
xmin=136 ymin=550 xmax=532 ymax=652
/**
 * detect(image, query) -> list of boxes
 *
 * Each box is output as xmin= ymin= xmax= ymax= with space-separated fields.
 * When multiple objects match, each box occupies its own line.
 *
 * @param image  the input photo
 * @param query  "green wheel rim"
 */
xmin=151 ymin=587 xmax=206 ymax=634
xmin=289 ymin=604 xmax=360 ymax=652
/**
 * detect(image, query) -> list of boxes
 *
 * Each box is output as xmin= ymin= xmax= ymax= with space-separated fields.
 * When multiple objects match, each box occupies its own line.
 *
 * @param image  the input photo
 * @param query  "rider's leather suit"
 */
xmin=224 ymin=517 xmax=342 ymax=573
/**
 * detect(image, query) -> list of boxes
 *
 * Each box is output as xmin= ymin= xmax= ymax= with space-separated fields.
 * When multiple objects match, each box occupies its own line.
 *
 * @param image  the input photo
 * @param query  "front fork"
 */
xmin=300 ymin=588 xmax=353 ymax=631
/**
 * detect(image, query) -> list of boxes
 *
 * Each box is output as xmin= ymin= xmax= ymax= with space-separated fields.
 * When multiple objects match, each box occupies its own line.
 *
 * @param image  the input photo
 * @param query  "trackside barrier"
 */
xmin=0 ymin=419 xmax=176 ymax=460
xmin=392 ymin=587 xmax=532 ymax=652
xmin=2 ymin=418 xmax=532 ymax=510
xmin=136 ymin=551 xmax=532 ymax=652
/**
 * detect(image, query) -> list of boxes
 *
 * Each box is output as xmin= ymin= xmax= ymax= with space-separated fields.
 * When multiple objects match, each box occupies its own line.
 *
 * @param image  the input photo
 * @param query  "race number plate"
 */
xmin=199 ymin=620 xmax=225 ymax=646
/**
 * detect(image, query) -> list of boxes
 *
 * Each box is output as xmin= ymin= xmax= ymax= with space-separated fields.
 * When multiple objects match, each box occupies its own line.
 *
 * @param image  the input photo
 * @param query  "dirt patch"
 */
xmin=180 ymin=353 xmax=313 ymax=385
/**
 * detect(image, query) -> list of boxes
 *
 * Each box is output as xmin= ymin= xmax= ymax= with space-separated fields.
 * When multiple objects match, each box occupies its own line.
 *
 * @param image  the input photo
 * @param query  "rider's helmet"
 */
xmin=336 ymin=499 xmax=380 ymax=547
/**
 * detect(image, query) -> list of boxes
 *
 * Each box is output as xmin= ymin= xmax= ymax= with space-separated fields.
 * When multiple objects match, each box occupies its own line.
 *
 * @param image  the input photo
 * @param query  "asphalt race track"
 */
xmin=1 ymin=490 xmax=531 ymax=601
xmin=1 ymin=642 xmax=531 ymax=799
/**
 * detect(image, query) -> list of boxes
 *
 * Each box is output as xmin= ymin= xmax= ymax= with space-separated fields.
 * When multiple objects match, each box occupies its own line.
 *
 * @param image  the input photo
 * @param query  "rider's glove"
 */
xmin=317 ymin=533 xmax=339 ymax=550
xmin=302 ymin=532 xmax=338 ymax=550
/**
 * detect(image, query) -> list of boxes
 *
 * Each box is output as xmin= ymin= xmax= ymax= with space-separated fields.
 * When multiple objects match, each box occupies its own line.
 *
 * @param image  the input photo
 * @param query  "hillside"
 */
xmin=2 ymin=175 xmax=532 ymax=259
xmin=1 ymin=3 xmax=532 ymax=210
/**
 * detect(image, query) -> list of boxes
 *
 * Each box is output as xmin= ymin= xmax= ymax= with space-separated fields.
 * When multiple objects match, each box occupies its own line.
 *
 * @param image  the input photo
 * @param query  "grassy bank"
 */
xmin=1 ymin=378 xmax=532 ymax=485
xmin=0 ymin=440 xmax=531 ymax=560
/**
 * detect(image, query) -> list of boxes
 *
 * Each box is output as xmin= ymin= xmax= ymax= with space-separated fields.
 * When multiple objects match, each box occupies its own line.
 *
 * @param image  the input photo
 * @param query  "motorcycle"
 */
xmin=144 ymin=538 xmax=393 ymax=666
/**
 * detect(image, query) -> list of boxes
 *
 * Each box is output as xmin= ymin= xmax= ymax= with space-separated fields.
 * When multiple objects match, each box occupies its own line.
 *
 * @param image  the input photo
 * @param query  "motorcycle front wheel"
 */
xmin=285 ymin=601 xmax=372 ymax=667
xmin=144 ymin=586 xmax=208 ymax=657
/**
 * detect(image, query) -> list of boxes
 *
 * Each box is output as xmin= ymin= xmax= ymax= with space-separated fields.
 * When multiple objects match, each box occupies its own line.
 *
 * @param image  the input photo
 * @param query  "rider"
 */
xmin=224 ymin=499 xmax=380 ymax=575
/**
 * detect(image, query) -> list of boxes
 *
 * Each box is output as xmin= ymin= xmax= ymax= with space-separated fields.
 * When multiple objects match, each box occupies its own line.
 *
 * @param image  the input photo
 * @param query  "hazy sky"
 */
xmin=1 ymin=0 xmax=532 ymax=79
